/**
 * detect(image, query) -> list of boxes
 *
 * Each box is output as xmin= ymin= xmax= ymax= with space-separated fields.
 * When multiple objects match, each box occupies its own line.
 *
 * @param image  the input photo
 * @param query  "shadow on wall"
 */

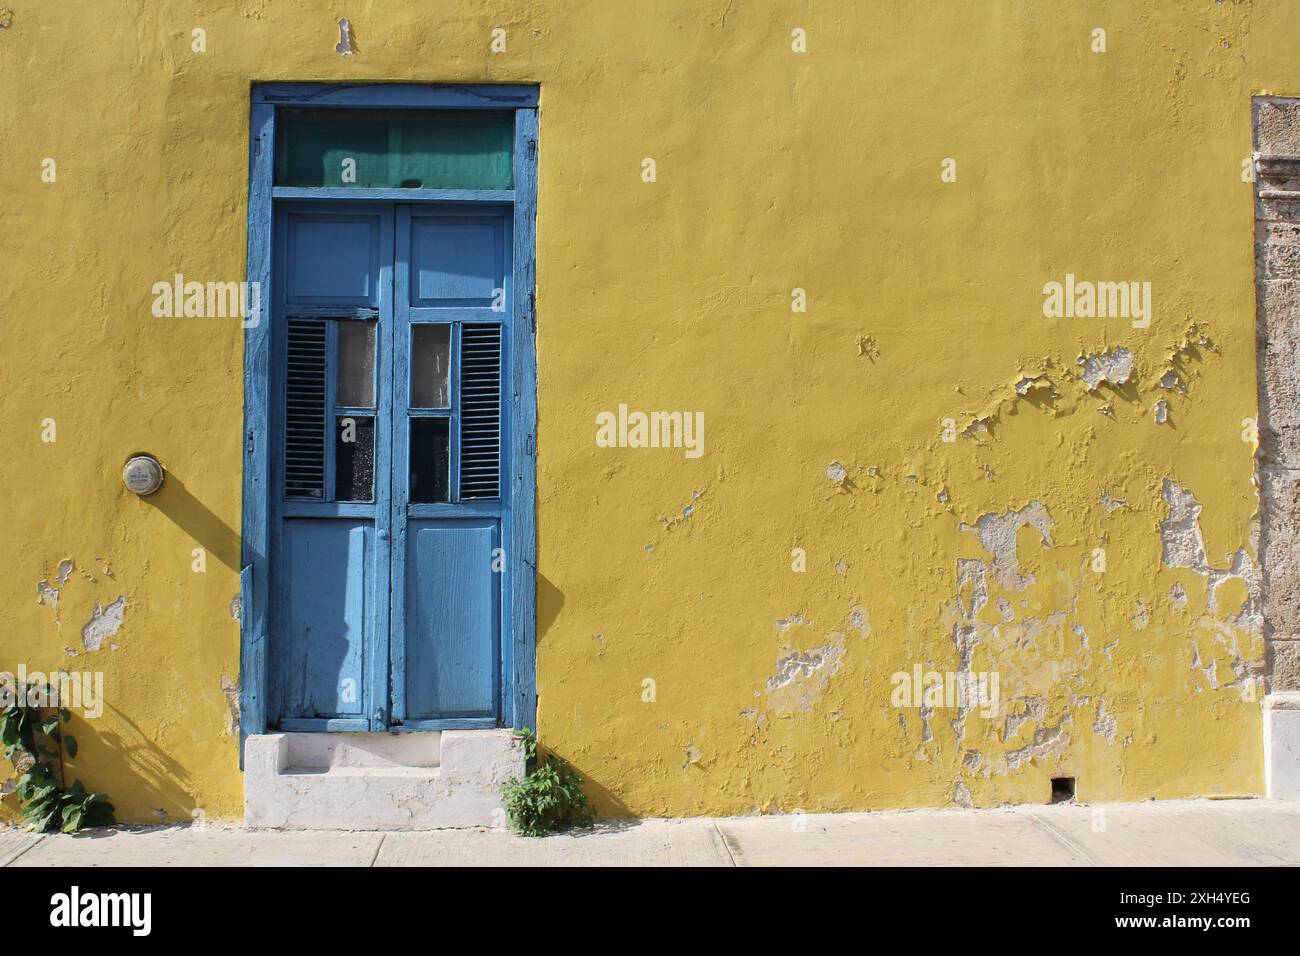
xmin=93 ymin=702 xmax=204 ymax=824
xmin=536 ymin=572 xmax=565 ymax=646
xmin=142 ymin=470 xmax=241 ymax=571
xmin=534 ymin=742 xmax=635 ymax=823
xmin=1 ymin=704 xmax=202 ymax=827
xmin=574 ymin=767 xmax=635 ymax=821
xmin=96 ymin=697 xmax=204 ymax=827
xmin=533 ymin=524 xmax=627 ymax=817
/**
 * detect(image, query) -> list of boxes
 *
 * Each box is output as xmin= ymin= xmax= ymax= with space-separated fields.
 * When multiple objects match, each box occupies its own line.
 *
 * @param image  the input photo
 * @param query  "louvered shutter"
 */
xmin=459 ymin=324 xmax=502 ymax=499
xmin=284 ymin=317 xmax=327 ymax=498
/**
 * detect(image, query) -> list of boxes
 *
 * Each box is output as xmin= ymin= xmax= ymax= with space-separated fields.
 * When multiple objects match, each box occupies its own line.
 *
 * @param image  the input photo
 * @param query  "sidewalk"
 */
xmin=3 ymin=799 xmax=1297 ymax=867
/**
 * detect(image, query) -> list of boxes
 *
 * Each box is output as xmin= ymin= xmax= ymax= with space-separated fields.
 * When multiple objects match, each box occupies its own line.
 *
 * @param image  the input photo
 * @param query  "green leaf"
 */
xmin=22 ymin=804 xmax=58 ymax=833
xmin=18 ymin=772 xmax=57 ymax=804
xmin=62 ymin=735 xmax=77 ymax=758
xmin=500 ymin=749 xmax=595 ymax=837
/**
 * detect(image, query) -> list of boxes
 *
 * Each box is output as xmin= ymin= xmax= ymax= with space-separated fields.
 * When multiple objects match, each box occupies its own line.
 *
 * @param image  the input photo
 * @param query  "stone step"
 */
xmin=280 ymin=732 xmax=441 ymax=771
xmin=244 ymin=730 xmax=522 ymax=830
xmin=280 ymin=765 xmax=441 ymax=779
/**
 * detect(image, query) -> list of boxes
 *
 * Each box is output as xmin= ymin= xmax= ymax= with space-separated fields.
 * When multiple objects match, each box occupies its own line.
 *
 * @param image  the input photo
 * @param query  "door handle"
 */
xmin=378 ymin=529 xmax=389 ymax=540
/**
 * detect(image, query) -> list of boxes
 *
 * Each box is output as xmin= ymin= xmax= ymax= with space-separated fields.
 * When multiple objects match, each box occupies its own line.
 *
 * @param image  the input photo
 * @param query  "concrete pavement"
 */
xmin=3 ymin=799 xmax=1297 ymax=866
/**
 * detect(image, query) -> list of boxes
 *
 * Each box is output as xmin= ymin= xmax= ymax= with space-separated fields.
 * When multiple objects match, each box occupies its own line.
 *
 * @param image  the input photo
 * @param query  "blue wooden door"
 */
xmin=391 ymin=204 xmax=511 ymax=729
xmin=269 ymin=201 xmax=510 ymax=731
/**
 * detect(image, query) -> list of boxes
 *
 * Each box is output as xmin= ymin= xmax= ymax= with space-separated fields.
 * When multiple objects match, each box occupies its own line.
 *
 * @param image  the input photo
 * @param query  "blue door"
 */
xmin=269 ymin=201 xmax=511 ymax=731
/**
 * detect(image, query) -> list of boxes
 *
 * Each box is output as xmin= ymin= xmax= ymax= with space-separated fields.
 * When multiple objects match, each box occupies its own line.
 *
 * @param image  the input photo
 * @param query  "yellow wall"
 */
xmin=1 ymin=1 xmax=1294 ymax=822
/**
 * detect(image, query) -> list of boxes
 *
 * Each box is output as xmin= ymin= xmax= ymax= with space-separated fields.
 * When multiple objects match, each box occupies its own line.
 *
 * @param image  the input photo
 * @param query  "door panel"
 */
xmin=390 ymin=204 xmax=509 ymax=728
xmin=279 ymin=520 xmax=371 ymax=719
xmin=271 ymin=203 xmax=393 ymax=731
xmin=409 ymin=215 xmax=506 ymax=307
xmin=403 ymin=519 xmax=500 ymax=720
xmin=285 ymin=213 xmax=385 ymax=306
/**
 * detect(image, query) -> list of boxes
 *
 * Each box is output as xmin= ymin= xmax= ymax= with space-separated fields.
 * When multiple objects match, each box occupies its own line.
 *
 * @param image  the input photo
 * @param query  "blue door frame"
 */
xmin=240 ymin=84 xmax=539 ymax=759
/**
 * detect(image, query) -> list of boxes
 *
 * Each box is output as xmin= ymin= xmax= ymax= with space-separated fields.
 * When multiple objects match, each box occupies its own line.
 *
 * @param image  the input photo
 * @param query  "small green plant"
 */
xmin=0 ymin=680 xmax=114 ymax=833
xmin=501 ymin=727 xmax=596 ymax=837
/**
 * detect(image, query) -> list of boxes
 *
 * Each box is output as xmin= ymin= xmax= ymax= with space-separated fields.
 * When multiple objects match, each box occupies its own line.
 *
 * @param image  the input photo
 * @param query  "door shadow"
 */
xmin=536 ymin=572 xmax=565 ymax=646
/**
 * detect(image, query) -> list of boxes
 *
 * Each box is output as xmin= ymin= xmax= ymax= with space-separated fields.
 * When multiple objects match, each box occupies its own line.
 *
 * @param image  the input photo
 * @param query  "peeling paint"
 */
xmin=1100 ymin=490 xmax=1128 ymax=512
xmin=763 ymin=635 xmax=845 ymax=715
xmin=766 ymin=647 xmax=833 ymax=691
xmin=334 ymin=18 xmax=355 ymax=55
xmin=1078 ymin=347 xmax=1134 ymax=391
xmin=1004 ymin=696 xmax=1047 ymax=740
xmin=1004 ymin=714 xmax=1072 ymax=771
xmin=1159 ymin=479 xmax=1260 ymax=619
xmin=81 ymin=596 xmax=127 ymax=652
xmin=774 ymin=612 xmax=806 ymax=632
xmin=1071 ymin=623 xmax=1090 ymax=649
xmin=659 ymin=488 xmax=703 ymax=531
xmin=36 ymin=581 xmax=59 ymax=607
xmin=959 ymin=501 xmax=1053 ymax=590
xmin=848 ymin=607 xmax=869 ymax=636
xmin=220 ymin=674 xmax=240 ymax=737
xmin=1132 ymin=601 xmax=1150 ymax=630
xmin=1161 ymin=480 xmax=1209 ymax=569
xmin=1093 ymin=699 xmax=1118 ymax=744
xmin=36 ymin=558 xmax=76 ymax=609
xmin=1154 ymin=479 xmax=1262 ymax=691
xmin=682 ymin=743 xmax=702 ymax=770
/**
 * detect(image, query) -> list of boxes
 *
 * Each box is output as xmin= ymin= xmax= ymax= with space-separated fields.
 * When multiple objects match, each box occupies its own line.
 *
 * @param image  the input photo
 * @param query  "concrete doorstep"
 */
xmin=1 ymin=798 xmax=1298 ymax=867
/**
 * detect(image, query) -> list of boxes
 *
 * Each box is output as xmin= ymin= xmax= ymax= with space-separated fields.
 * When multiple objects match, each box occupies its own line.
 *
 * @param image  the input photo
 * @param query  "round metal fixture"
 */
xmin=122 ymin=455 xmax=164 ymax=496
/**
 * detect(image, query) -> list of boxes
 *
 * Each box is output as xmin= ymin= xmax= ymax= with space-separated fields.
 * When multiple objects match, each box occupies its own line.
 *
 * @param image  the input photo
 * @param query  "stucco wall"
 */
xmin=2 ymin=1 xmax=1298 ymax=822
